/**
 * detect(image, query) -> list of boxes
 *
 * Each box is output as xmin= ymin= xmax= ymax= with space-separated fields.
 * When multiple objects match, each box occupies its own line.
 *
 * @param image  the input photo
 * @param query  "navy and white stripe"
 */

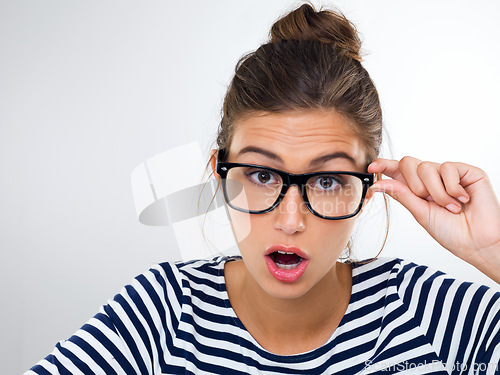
xmin=26 ymin=257 xmax=500 ymax=374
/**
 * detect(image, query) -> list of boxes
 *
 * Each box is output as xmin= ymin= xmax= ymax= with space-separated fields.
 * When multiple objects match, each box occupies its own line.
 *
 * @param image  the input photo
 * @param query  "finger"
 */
xmin=369 ymin=179 xmax=430 ymax=227
xmin=369 ymin=157 xmax=430 ymax=198
xmin=367 ymin=158 xmax=406 ymax=184
xmin=445 ymin=162 xmax=487 ymax=190
xmin=417 ymin=162 xmax=462 ymax=213
xmin=440 ymin=162 xmax=470 ymax=204
xmin=397 ymin=156 xmax=430 ymax=199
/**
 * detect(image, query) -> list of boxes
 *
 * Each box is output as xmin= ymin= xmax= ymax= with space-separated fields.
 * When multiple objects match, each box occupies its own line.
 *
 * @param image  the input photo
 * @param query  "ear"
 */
xmin=360 ymin=173 xmax=380 ymax=211
xmin=210 ymin=149 xmax=219 ymax=178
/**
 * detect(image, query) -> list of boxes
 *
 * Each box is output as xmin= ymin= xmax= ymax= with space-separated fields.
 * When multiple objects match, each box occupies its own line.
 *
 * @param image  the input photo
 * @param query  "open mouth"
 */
xmin=264 ymin=246 xmax=310 ymax=283
xmin=270 ymin=250 xmax=303 ymax=269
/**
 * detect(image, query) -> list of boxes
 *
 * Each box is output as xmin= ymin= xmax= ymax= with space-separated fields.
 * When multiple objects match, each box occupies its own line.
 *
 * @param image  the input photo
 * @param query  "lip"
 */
xmin=264 ymin=245 xmax=310 ymax=260
xmin=264 ymin=245 xmax=310 ymax=283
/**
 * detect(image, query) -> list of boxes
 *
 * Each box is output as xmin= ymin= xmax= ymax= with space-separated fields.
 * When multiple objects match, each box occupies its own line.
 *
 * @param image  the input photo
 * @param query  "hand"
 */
xmin=368 ymin=157 xmax=500 ymax=283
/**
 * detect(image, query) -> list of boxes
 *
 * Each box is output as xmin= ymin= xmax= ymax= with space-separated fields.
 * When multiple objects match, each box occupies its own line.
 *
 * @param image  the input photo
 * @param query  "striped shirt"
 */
xmin=27 ymin=256 xmax=500 ymax=374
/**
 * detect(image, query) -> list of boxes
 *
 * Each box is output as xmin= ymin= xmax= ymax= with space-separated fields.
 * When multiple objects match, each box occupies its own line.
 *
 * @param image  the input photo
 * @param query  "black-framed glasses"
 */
xmin=216 ymin=150 xmax=374 ymax=220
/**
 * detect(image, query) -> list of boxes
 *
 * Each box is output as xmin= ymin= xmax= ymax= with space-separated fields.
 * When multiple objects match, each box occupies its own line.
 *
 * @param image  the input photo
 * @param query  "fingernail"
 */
xmin=458 ymin=196 xmax=468 ymax=203
xmin=446 ymin=203 xmax=461 ymax=213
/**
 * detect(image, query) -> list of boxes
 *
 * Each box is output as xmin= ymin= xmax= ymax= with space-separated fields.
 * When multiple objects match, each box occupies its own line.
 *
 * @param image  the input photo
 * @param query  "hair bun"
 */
xmin=269 ymin=3 xmax=362 ymax=62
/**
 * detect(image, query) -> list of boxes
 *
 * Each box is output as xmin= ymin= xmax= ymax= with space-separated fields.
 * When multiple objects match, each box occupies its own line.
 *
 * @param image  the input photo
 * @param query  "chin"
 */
xmin=259 ymin=275 xmax=315 ymax=300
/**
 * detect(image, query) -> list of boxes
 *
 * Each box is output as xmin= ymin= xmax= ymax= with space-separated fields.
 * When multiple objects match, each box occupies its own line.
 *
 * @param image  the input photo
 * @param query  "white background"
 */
xmin=1 ymin=0 xmax=499 ymax=372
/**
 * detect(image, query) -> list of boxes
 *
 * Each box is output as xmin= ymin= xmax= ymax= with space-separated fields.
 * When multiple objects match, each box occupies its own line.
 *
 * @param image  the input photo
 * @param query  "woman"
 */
xmin=27 ymin=3 xmax=499 ymax=374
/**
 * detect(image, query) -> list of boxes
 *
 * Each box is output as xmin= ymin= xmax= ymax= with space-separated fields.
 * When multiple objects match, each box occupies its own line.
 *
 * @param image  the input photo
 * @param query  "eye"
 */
xmin=246 ymin=169 xmax=279 ymax=186
xmin=310 ymin=174 xmax=343 ymax=191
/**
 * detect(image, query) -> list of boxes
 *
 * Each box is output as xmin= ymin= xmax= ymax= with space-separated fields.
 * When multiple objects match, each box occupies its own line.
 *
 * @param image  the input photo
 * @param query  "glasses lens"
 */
xmin=306 ymin=173 xmax=364 ymax=217
xmin=222 ymin=167 xmax=366 ymax=218
xmin=224 ymin=166 xmax=282 ymax=212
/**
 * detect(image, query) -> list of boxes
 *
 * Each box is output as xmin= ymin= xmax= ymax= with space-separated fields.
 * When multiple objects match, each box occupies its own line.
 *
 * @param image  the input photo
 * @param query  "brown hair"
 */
xmin=216 ymin=3 xmax=383 ymax=168
xmin=208 ymin=3 xmax=389 ymax=261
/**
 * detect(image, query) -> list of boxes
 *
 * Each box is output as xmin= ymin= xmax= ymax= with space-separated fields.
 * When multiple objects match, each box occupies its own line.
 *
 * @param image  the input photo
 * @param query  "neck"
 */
xmin=225 ymin=260 xmax=352 ymax=355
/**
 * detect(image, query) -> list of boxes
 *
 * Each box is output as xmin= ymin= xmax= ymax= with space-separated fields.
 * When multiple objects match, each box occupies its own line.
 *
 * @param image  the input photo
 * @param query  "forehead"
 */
xmin=228 ymin=110 xmax=367 ymax=172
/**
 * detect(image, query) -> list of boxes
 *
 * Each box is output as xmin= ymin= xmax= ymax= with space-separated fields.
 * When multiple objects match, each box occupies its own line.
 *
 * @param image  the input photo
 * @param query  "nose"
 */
xmin=273 ymin=185 xmax=306 ymax=235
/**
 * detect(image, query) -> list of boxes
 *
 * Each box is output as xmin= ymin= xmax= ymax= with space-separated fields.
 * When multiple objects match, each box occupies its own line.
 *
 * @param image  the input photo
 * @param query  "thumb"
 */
xmin=370 ymin=179 xmax=430 ymax=226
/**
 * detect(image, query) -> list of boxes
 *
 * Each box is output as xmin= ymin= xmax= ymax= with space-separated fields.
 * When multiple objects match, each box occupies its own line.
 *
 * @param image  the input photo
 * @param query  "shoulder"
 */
xmin=103 ymin=256 xmax=236 ymax=335
xmin=352 ymin=257 xmax=500 ymax=342
xmin=351 ymin=256 xmax=498 ymax=288
xmin=115 ymin=255 xmax=235 ymax=317
xmin=351 ymin=256 xmax=499 ymax=303
xmin=350 ymin=256 xmax=500 ymax=325
xmin=351 ymin=257 xmax=500 ymax=364
xmin=148 ymin=255 xmax=237 ymax=294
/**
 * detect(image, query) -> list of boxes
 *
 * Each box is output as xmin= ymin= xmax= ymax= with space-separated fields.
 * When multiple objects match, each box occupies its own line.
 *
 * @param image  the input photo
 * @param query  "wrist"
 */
xmin=468 ymin=243 xmax=500 ymax=284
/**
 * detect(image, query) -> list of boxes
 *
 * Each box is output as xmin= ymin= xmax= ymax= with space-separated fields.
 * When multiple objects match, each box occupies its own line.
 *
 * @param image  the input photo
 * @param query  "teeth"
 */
xmin=275 ymin=259 xmax=302 ymax=269
xmin=277 ymin=250 xmax=295 ymax=255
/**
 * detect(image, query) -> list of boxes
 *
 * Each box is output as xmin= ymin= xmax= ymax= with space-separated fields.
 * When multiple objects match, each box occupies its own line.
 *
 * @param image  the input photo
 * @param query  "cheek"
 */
xmin=312 ymin=218 xmax=357 ymax=254
xmin=227 ymin=210 xmax=260 ymax=249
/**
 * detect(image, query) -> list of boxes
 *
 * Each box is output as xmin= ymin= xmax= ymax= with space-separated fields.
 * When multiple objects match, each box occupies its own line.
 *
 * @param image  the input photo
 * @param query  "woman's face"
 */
xmin=219 ymin=110 xmax=370 ymax=300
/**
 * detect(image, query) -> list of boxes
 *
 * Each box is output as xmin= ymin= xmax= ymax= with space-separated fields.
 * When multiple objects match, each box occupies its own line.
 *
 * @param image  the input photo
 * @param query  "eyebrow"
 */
xmin=235 ymin=146 xmax=358 ymax=168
